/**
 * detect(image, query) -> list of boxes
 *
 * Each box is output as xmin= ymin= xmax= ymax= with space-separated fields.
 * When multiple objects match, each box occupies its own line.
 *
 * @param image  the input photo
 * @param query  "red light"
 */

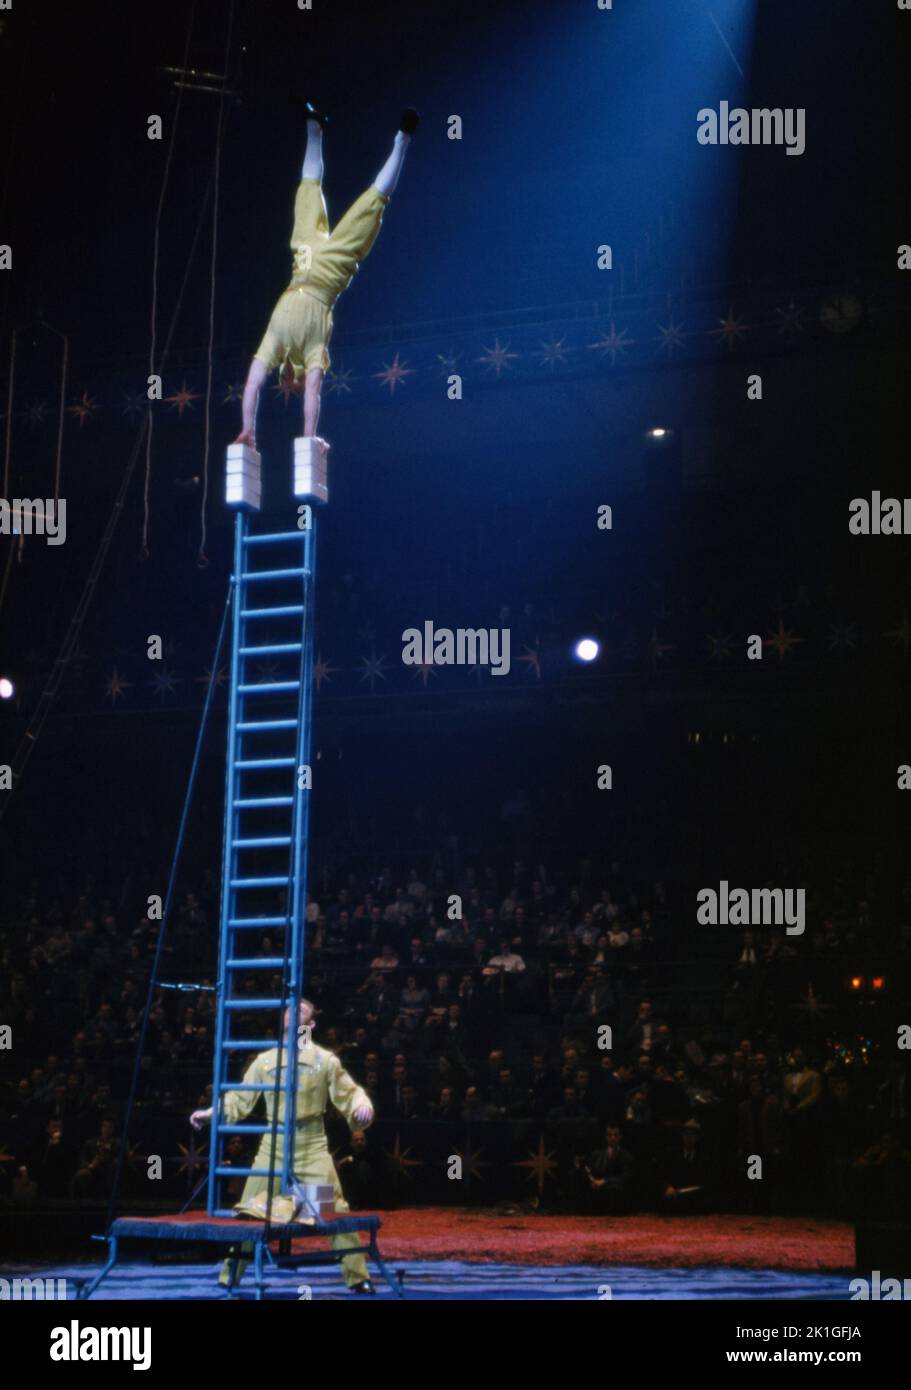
xmin=850 ymin=977 xmax=863 ymax=990
xmin=872 ymin=977 xmax=885 ymax=990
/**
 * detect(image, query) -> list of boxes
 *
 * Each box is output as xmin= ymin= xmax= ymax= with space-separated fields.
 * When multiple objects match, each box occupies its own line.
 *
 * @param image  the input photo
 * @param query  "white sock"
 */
xmin=373 ymin=131 xmax=410 ymax=198
xmin=301 ymin=120 xmax=323 ymax=181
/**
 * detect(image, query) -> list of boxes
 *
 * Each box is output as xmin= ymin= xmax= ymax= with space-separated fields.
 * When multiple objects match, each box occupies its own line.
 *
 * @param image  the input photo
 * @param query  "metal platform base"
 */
xmin=78 ymin=1213 xmax=405 ymax=1300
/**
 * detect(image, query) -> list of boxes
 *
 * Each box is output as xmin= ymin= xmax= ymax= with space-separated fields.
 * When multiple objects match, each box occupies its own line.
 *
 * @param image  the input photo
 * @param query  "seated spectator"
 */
xmin=399 ymin=974 xmax=430 ymax=1024
xmin=370 ymin=943 xmax=400 ymax=974
xmin=660 ymin=1119 xmax=712 ymax=1211
xmin=336 ymin=1130 xmax=379 ymax=1209
xmin=72 ymin=1117 xmax=120 ymax=1198
xmin=580 ymin=1123 xmax=636 ymax=1211
xmin=485 ymin=938 xmax=526 ymax=975
xmin=428 ymin=1086 xmax=460 ymax=1121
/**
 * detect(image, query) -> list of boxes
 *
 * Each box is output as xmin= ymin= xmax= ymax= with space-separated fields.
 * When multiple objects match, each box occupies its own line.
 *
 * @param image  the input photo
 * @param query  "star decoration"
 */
xmin=476 ymin=338 xmax=519 ymax=378
xmin=254 ymin=661 xmax=280 ymax=685
xmin=436 ymin=349 xmax=461 ymax=377
xmin=411 ymin=661 xmax=437 ymax=688
xmin=23 ymin=400 xmax=50 ymax=428
xmin=372 ymin=352 xmax=416 ymax=395
xmin=121 ymin=391 xmax=146 ymax=418
xmin=195 ymin=664 xmax=228 ymax=689
xmin=519 ymin=645 xmax=542 ymax=680
xmin=326 ymin=368 xmax=356 ymax=396
xmin=648 ymin=626 xmax=676 ymax=670
xmin=313 ymin=653 xmax=339 ymax=692
xmin=68 ymin=392 xmax=99 ymax=427
xmin=123 ymin=1141 xmax=147 ymax=1175
xmin=589 ymin=321 xmax=635 ymax=366
xmin=175 ymin=1133 xmax=207 ymax=1179
xmin=653 ymin=318 xmax=689 ymax=356
xmin=164 ymin=381 xmax=201 ymax=416
xmin=775 ymin=299 xmax=807 ymax=337
xmin=883 ymin=613 xmax=911 ymax=657
xmin=150 ymin=666 xmax=180 ymax=699
xmin=513 ymin=1136 xmax=557 ymax=1195
xmin=535 ymin=337 xmax=569 ymax=368
xmin=385 ymin=1134 xmax=424 ymax=1178
xmin=705 ymin=630 xmax=733 ymax=663
xmin=222 ymin=382 xmax=243 ymax=404
xmin=104 ymin=668 xmax=133 ymax=703
xmin=709 ymin=305 xmax=749 ymax=350
xmin=454 ymin=1141 xmax=491 ymax=1183
xmin=273 ymin=369 xmax=304 ymax=403
xmin=824 ymin=621 xmax=857 ymax=659
xmin=358 ymin=652 xmax=388 ymax=690
xmin=763 ymin=620 xmax=803 ymax=662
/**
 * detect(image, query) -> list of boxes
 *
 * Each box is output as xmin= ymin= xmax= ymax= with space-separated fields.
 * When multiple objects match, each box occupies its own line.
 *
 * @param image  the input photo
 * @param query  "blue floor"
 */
xmin=4 ymin=1260 xmax=853 ymax=1300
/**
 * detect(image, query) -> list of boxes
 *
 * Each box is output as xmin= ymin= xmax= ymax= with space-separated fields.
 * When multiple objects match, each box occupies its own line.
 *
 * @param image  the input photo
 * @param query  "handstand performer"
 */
xmin=234 ymin=104 xmax=418 ymax=451
xmin=191 ymin=1000 xmax=377 ymax=1294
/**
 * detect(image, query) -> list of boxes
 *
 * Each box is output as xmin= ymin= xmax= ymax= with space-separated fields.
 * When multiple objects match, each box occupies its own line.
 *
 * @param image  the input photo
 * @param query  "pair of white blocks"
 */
xmin=226 ymin=437 xmax=329 ymax=511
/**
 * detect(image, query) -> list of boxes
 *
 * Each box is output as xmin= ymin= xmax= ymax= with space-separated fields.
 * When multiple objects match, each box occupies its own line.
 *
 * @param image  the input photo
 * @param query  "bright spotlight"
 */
xmin=646 ymin=427 xmax=672 ymax=439
xmin=574 ymin=638 xmax=600 ymax=663
xmin=0 ymin=677 xmax=13 ymax=699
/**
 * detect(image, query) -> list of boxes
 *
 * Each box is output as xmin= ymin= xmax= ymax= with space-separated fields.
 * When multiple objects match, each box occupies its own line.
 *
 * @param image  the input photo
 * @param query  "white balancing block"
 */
xmin=293 ymin=436 xmax=329 ymax=505
xmin=226 ymin=442 xmax=262 ymax=511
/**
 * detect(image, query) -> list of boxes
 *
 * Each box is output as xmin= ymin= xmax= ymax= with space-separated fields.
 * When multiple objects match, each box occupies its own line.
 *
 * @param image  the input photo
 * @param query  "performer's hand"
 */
xmin=353 ymin=1104 xmax=374 ymax=1126
xmin=190 ymin=1108 xmax=213 ymax=1130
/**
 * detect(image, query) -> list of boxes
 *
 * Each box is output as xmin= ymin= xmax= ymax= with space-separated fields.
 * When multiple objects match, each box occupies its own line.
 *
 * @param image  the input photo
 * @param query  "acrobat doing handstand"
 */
xmin=234 ymin=104 xmax=418 ymax=453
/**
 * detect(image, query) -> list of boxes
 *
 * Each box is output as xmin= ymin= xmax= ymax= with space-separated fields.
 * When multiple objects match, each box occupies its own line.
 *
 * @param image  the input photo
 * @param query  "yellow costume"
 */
xmin=253 ymin=178 xmax=390 ymax=380
xmin=220 ymin=1040 xmax=371 ymax=1288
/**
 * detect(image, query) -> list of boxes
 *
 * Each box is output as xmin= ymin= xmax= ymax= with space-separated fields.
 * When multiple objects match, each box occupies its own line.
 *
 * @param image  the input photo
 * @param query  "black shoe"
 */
xmin=302 ymin=101 xmax=330 ymax=128
xmin=399 ymin=107 xmax=419 ymax=135
xmin=351 ymin=1279 xmax=376 ymax=1295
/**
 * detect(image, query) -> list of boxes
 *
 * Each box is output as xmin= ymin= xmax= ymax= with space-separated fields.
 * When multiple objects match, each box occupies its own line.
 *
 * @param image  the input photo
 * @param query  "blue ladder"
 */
xmin=208 ymin=509 xmax=317 ymax=1216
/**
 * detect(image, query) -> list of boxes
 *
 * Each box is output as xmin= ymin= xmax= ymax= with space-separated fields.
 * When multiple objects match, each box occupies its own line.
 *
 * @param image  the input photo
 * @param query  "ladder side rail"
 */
xmin=282 ymin=520 xmax=317 ymax=1189
xmin=209 ymin=510 xmax=248 ymax=1214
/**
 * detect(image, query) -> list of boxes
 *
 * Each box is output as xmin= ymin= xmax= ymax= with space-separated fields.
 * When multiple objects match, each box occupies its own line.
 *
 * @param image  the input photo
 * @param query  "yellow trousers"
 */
xmin=220 ymin=1125 xmax=369 ymax=1289
xmin=254 ymin=178 xmax=389 ymax=380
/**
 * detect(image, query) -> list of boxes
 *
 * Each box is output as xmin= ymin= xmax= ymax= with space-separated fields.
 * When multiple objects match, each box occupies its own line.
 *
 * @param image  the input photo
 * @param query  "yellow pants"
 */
xmin=254 ymin=179 xmax=389 ymax=381
xmin=220 ymin=1126 xmax=369 ymax=1289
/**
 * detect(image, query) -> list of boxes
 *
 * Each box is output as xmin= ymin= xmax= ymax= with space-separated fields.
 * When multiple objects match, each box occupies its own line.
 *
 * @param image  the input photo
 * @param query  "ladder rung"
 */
xmin=243 ymin=532 xmax=308 ymax=545
xmin=238 ymin=681 xmax=301 ymax=694
xmin=241 ymin=605 xmax=305 ymax=619
xmin=222 ymin=1041 xmax=279 ymax=1051
xmin=224 ymin=999 xmax=284 ymax=1010
xmin=234 ymin=797 xmax=294 ymax=808
xmin=236 ymin=758 xmax=296 ymax=769
xmin=228 ymin=917 xmax=288 ymax=927
xmin=215 ymin=1166 xmax=278 ymax=1177
xmin=226 ymin=957 xmax=287 ymax=969
xmin=237 ymin=720 xmax=298 ymax=732
xmin=212 ymin=1208 xmax=253 ymax=1218
xmin=242 ymin=568 xmax=306 ymax=581
xmin=232 ymin=836 xmax=292 ymax=849
xmin=231 ymin=876 xmax=289 ymax=888
xmin=239 ymin=644 xmax=302 ymax=656
xmin=218 ymin=1082 xmax=269 ymax=1091
xmin=218 ymin=1124 xmax=273 ymax=1134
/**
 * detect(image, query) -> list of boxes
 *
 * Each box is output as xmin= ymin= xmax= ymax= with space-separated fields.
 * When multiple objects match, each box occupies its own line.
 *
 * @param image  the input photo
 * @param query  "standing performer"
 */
xmin=234 ymin=103 xmax=418 ymax=450
xmin=191 ymin=1000 xmax=377 ymax=1294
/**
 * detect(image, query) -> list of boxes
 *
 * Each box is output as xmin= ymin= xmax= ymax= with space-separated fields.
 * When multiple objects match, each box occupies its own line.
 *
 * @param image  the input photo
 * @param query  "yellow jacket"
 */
xmin=222 ymin=1043 xmax=369 ymax=1131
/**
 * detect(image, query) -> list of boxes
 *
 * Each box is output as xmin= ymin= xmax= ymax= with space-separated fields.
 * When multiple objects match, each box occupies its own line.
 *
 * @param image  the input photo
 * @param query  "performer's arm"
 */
xmin=190 ymin=1055 xmax=263 ymax=1129
xmin=328 ymin=1053 xmax=374 ymax=1128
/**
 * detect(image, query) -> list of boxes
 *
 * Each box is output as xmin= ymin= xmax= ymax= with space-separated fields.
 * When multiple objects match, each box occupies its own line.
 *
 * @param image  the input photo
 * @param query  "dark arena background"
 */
xmin=0 ymin=0 xmax=909 ymax=1362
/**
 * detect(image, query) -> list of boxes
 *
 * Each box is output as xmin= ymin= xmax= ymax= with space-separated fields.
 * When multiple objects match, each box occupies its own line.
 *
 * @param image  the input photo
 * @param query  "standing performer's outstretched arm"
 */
xmin=234 ymin=104 xmax=418 ymax=451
